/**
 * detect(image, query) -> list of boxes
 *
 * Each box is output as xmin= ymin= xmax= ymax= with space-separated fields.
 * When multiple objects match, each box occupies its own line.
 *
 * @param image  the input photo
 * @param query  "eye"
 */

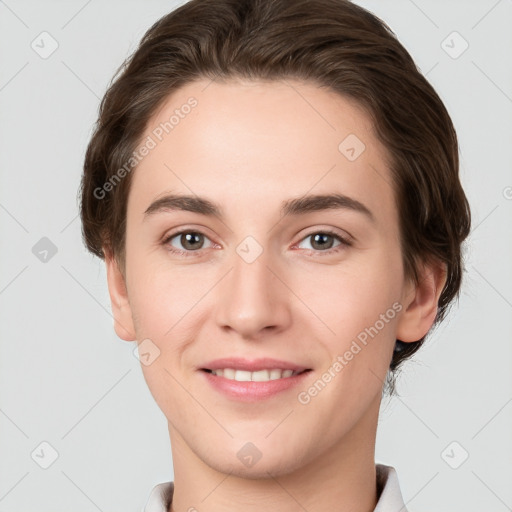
xmin=296 ymin=230 xmax=352 ymax=255
xmin=162 ymin=230 xmax=214 ymax=256
xmin=162 ymin=228 xmax=352 ymax=258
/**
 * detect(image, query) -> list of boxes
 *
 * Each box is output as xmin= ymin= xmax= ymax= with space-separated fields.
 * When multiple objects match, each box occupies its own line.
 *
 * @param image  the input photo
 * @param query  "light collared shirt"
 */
xmin=142 ymin=463 xmax=408 ymax=512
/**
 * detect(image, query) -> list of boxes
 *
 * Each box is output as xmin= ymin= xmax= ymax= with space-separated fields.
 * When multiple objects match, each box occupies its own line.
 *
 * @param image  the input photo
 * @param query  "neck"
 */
xmin=168 ymin=394 xmax=381 ymax=512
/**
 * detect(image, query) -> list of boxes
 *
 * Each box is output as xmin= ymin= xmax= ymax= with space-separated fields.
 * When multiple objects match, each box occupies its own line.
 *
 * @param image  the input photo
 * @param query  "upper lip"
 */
xmin=200 ymin=357 xmax=311 ymax=372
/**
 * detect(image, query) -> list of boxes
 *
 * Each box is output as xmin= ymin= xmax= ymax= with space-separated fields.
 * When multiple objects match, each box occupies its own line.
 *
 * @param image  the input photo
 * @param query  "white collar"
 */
xmin=142 ymin=463 xmax=408 ymax=512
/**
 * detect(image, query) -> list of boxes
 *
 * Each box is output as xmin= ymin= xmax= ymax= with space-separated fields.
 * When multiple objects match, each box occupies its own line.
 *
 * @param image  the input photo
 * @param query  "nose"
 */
xmin=214 ymin=248 xmax=292 ymax=339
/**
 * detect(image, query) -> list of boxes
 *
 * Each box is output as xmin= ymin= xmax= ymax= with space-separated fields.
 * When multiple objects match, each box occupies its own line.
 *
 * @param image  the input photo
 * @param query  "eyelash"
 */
xmin=162 ymin=229 xmax=352 ymax=258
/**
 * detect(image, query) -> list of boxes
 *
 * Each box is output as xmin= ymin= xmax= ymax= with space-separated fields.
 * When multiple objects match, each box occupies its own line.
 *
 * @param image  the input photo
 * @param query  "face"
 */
xmin=106 ymin=78 xmax=441 ymax=478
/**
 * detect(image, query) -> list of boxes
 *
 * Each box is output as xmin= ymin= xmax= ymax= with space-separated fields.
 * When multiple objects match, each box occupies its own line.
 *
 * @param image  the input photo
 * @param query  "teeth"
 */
xmin=210 ymin=368 xmax=298 ymax=381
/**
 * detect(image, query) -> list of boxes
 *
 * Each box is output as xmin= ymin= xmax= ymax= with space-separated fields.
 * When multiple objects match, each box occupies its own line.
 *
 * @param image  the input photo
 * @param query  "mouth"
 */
xmin=200 ymin=368 xmax=312 ymax=382
xmin=199 ymin=357 xmax=311 ymax=375
xmin=199 ymin=367 xmax=313 ymax=401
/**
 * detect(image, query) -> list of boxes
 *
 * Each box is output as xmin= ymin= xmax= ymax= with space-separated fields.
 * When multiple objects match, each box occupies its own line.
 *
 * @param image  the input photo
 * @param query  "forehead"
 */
xmin=128 ymin=78 xmax=396 ymax=227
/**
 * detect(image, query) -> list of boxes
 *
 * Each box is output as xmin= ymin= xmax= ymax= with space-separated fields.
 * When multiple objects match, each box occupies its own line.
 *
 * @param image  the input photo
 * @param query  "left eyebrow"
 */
xmin=143 ymin=192 xmax=375 ymax=224
xmin=281 ymin=193 xmax=375 ymax=224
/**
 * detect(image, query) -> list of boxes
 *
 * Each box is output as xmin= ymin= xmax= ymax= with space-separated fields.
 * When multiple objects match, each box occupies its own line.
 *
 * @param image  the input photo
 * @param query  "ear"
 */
xmin=396 ymin=259 xmax=448 ymax=343
xmin=104 ymin=249 xmax=136 ymax=342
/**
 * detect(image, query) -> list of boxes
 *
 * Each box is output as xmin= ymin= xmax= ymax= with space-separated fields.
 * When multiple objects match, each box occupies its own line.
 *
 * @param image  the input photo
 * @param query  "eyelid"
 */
xmin=161 ymin=223 xmax=215 ymax=242
xmin=162 ymin=226 xmax=216 ymax=254
xmin=292 ymin=228 xmax=353 ymax=255
xmin=294 ymin=225 xmax=354 ymax=245
xmin=162 ymin=226 xmax=353 ymax=257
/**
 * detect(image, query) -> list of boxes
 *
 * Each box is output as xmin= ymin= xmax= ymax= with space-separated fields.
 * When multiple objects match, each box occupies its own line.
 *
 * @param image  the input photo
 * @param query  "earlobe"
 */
xmin=104 ymin=249 xmax=137 ymax=342
xmin=396 ymin=261 xmax=448 ymax=343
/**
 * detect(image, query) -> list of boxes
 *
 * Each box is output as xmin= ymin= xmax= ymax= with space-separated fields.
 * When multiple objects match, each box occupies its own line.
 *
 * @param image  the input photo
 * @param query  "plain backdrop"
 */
xmin=0 ymin=1 xmax=511 ymax=511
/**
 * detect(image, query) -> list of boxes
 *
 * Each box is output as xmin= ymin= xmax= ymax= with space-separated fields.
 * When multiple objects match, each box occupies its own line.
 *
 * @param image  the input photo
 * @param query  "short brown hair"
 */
xmin=79 ymin=0 xmax=471 ymax=388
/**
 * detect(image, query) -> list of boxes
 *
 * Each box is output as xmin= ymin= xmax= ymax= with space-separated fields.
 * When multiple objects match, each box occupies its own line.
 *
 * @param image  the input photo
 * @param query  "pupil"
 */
xmin=183 ymin=232 xmax=202 ymax=250
xmin=312 ymin=233 xmax=333 ymax=250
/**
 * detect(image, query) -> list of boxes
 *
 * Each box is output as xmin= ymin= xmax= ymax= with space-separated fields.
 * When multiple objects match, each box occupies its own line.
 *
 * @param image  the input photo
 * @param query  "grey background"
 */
xmin=0 ymin=0 xmax=511 ymax=511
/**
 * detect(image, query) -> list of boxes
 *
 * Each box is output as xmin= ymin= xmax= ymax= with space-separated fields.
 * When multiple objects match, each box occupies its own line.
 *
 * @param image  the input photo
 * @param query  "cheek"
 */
xmin=299 ymin=253 xmax=403 ymax=388
xmin=127 ymin=257 xmax=203 ymax=407
xmin=303 ymin=252 xmax=401 ymax=331
xmin=306 ymin=269 xmax=400 ymax=420
xmin=126 ymin=243 xmax=206 ymax=334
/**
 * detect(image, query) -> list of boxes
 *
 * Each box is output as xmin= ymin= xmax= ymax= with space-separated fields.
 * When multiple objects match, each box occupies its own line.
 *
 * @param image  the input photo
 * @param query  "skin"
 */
xmin=104 ymin=78 xmax=446 ymax=512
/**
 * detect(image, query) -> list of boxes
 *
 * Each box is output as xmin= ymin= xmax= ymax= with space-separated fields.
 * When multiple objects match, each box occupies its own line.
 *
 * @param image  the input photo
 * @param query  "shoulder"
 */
xmin=374 ymin=463 xmax=408 ymax=512
xmin=142 ymin=481 xmax=174 ymax=512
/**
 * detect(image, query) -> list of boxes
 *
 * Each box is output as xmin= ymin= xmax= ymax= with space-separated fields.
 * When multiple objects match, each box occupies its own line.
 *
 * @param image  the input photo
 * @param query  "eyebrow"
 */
xmin=143 ymin=192 xmax=375 ymax=223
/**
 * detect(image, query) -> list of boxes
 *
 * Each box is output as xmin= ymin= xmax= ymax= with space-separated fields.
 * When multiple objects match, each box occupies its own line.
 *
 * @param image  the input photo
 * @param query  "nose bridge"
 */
xmin=214 ymin=238 xmax=289 ymax=337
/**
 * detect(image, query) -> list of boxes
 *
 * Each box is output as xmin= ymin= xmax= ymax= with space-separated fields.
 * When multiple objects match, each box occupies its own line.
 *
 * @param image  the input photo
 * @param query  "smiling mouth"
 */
xmin=201 ymin=368 xmax=312 ymax=382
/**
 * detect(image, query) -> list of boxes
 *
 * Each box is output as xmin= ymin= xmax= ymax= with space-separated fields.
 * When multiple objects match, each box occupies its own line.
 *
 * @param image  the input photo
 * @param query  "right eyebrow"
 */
xmin=144 ymin=194 xmax=222 ymax=220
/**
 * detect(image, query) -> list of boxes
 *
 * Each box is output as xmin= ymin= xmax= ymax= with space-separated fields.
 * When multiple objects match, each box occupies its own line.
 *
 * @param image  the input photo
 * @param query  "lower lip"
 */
xmin=200 ymin=370 xmax=312 ymax=401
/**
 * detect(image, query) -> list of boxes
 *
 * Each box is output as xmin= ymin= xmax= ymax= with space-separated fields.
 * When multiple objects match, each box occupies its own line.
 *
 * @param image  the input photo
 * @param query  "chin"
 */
xmin=203 ymin=447 xmax=307 ymax=480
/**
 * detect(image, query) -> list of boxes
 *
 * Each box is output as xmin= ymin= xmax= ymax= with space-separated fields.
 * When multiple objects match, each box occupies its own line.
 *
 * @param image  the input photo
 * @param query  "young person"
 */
xmin=79 ymin=1 xmax=471 ymax=510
